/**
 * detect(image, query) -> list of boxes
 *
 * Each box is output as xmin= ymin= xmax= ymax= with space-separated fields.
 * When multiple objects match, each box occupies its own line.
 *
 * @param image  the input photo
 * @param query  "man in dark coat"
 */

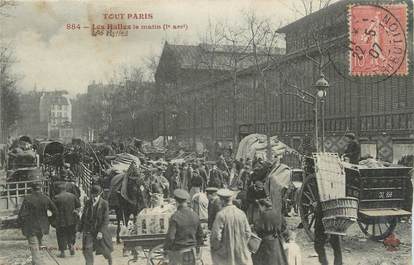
xmin=79 ymin=185 xmax=113 ymax=265
xmin=246 ymin=181 xmax=267 ymax=224
xmin=196 ymin=160 xmax=208 ymax=191
xmin=206 ymin=187 xmax=222 ymax=230
xmin=18 ymin=181 xmax=57 ymax=265
xmin=189 ymin=170 xmax=204 ymax=199
xmin=165 ymin=189 xmax=204 ymax=265
xmin=314 ymin=203 xmax=343 ymax=265
xmin=54 ymin=183 xmax=81 ymax=258
xmin=208 ymin=165 xmax=225 ymax=188
xmin=64 ymin=179 xmax=81 ymax=198
xmin=343 ymin=133 xmax=361 ymax=164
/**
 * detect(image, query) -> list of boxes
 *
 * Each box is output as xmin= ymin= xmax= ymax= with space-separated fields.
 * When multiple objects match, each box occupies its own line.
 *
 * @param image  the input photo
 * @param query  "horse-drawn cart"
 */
xmin=298 ymin=154 xmax=412 ymax=241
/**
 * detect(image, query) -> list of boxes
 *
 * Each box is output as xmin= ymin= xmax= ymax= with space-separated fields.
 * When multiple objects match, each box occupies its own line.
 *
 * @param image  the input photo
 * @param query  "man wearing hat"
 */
xmin=61 ymin=163 xmax=75 ymax=180
xmin=165 ymin=189 xmax=204 ymax=265
xmin=189 ymin=170 xmax=204 ymax=199
xmin=53 ymin=182 xmax=81 ymax=258
xmin=65 ymin=176 xmax=81 ymax=199
xmin=206 ymin=187 xmax=222 ymax=230
xmin=208 ymin=165 xmax=225 ymax=189
xmin=246 ymin=180 xmax=267 ymax=224
xmin=343 ymin=133 xmax=361 ymax=164
xmin=210 ymin=189 xmax=252 ymax=265
xmin=79 ymin=185 xmax=113 ymax=265
xmin=18 ymin=181 xmax=57 ymax=265
xmin=196 ymin=160 xmax=208 ymax=191
xmin=150 ymin=166 xmax=170 ymax=199
xmin=240 ymin=161 xmax=252 ymax=190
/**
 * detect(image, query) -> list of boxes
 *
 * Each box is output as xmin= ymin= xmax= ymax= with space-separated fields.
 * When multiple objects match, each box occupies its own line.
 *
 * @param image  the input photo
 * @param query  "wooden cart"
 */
xmin=298 ymin=155 xmax=412 ymax=241
xmin=121 ymin=233 xmax=205 ymax=265
xmin=121 ymin=234 xmax=166 ymax=265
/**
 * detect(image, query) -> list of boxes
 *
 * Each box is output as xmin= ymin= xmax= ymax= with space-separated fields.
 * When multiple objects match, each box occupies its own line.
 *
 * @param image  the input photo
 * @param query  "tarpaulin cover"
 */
xmin=236 ymin=134 xmax=296 ymax=162
xmin=111 ymin=153 xmax=140 ymax=173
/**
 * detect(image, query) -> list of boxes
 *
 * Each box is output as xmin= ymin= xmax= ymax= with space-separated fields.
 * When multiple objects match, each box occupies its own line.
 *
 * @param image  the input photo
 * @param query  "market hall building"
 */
xmin=152 ymin=0 xmax=413 ymax=164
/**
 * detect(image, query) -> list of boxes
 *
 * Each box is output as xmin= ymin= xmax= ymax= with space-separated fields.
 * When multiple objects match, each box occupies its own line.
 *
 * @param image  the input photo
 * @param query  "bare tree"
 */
xmin=0 ymin=45 xmax=20 ymax=142
xmin=218 ymin=19 xmax=256 ymax=151
xmin=290 ymin=0 xmax=335 ymax=17
xmin=196 ymin=18 xmax=226 ymax=152
xmin=0 ymin=0 xmax=18 ymax=143
xmin=244 ymin=11 xmax=284 ymax=160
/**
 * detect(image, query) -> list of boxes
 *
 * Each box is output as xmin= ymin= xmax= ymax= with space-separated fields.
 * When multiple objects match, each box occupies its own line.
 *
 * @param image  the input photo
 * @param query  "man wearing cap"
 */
xmin=79 ymin=185 xmax=113 ymax=265
xmin=343 ymin=133 xmax=361 ymax=164
xmin=18 ymin=182 xmax=57 ymax=265
xmin=165 ymin=189 xmax=204 ymax=265
xmin=206 ymin=187 xmax=222 ymax=230
xmin=53 ymin=183 xmax=81 ymax=258
xmin=210 ymin=189 xmax=252 ymax=265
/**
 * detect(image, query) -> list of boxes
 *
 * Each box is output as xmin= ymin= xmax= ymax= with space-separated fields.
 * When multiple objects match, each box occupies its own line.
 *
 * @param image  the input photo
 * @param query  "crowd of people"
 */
xmin=15 ymin=134 xmax=365 ymax=265
xmin=17 ymin=149 xmax=298 ymax=265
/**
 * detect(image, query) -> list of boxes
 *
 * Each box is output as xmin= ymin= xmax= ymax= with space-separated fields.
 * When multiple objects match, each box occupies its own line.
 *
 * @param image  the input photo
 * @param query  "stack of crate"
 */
xmin=135 ymin=203 xmax=176 ymax=235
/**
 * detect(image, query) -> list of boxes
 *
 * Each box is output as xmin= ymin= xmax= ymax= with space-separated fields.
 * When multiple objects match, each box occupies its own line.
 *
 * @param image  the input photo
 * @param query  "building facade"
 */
xmin=150 ymin=0 xmax=413 ymax=163
xmin=39 ymin=90 xmax=73 ymax=142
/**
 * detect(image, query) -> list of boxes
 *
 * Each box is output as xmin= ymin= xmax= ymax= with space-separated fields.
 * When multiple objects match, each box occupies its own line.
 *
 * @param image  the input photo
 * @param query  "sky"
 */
xmin=1 ymin=0 xmax=304 ymax=96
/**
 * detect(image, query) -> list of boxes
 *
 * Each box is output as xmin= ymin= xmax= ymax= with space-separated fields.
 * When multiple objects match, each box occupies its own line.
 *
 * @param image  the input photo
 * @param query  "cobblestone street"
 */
xmin=1 ymin=214 xmax=411 ymax=265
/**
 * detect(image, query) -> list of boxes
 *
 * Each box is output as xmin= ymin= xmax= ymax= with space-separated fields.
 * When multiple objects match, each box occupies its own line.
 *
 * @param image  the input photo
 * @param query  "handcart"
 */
xmin=121 ymin=233 xmax=205 ymax=265
xmin=121 ymin=233 xmax=166 ymax=265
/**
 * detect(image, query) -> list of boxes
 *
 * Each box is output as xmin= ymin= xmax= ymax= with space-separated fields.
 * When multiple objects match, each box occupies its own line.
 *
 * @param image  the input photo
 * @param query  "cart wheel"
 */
xmin=147 ymin=244 xmax=165 ymax=265
xmin=357 ymin=216 xmax=397 ymax=241
xmin=298 ymin=175 xmax=318 ymax=241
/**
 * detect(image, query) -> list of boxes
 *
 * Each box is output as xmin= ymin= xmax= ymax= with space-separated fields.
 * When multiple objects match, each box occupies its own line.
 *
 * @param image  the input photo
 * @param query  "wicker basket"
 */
xmin=321 ymin=197 xmax=358 ymax=235
xmin=321 ymin=197 xmax=358 ymax=219
xmin=322 ymin=216 xmax=356 ymax=236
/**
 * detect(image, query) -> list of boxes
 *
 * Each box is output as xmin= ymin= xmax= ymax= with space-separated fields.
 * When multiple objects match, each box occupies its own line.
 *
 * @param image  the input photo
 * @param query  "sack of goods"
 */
xmin=134 ymin=203 xmax=176 ymax=235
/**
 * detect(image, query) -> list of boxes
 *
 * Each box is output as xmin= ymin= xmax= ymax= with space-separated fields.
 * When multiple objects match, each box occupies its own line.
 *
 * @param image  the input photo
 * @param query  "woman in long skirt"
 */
xmin=252 ymin=198 xmax=289 ymax=265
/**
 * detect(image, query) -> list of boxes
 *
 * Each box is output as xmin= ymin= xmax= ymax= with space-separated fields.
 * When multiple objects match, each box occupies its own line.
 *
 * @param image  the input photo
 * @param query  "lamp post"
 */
xmin=171 ymin=110 xmax=178 ymax=141
xmin=314 ymin=73 xmax=329 ymax=152
xmin=283 ymin=73 xmax=329 ymax=153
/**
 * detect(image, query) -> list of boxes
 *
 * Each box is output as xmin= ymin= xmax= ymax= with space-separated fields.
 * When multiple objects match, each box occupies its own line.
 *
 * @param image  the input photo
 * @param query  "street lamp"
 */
xmin=171 ymin=110 xmax=178 ymax=141
xmin=314 ymin=73 xmax=329 ymax=152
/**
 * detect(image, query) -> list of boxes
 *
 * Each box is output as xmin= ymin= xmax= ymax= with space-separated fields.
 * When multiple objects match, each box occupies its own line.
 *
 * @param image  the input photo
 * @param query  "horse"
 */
xmin=108 ymin=172 xmax=149 ymax=243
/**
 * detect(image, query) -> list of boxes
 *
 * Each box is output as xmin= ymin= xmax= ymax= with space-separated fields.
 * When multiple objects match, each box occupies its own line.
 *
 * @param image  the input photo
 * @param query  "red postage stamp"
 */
xmin=349 ymin=4 xmax=408 ymax=76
